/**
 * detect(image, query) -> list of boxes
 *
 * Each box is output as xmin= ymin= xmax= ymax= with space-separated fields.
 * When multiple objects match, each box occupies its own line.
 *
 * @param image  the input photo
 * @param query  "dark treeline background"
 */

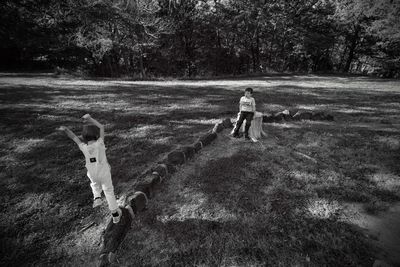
xmin=1 ymin=0 xmax=399 ymax=78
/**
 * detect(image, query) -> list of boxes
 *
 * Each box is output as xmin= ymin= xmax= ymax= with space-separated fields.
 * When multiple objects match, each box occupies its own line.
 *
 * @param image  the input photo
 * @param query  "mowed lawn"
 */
xmin=1 ymin=74 xmax=400 ymax=266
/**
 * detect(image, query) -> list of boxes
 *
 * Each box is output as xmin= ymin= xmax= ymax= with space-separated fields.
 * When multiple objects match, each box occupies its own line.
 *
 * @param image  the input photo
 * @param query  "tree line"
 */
xmin=1 ymin=0 xmax=399 ymax=78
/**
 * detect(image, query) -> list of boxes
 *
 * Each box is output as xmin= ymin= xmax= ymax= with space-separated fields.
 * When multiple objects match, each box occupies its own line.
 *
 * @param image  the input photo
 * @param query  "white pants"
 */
xmin=87 ymin=169 xmax=118 ymax=211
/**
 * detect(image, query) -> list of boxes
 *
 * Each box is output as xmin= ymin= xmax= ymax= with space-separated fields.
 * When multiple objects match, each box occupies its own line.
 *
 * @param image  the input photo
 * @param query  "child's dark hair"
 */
xmin=82 ymin=124 xmax=100 ymax=143
xmin=245 ymin=87 xmax=253 ymax=94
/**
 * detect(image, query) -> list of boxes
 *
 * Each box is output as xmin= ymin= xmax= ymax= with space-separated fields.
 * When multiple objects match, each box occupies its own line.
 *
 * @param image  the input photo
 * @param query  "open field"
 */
xmin=1 ymin=74 xmax=400 ymax=266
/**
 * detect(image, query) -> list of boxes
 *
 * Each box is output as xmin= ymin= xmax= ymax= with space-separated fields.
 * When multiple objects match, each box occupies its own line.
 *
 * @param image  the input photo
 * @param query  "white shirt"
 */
xmin=240 ymin=96 xmax=256 ymax=112
xmin=79 ymin=138 xmax=110 ymax=178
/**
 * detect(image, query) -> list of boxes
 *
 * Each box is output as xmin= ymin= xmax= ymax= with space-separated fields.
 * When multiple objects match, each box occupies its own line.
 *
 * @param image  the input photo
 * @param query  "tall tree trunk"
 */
xmin=256 ymin=32 xmax=260 ymax=72
xmin=138 ymin=45 xmax=145 ymax=78
xmin=344 ymin=25 xmax=360 ymax=73
xmin=247 ymin=55 xmax=250 ymax=74
xmin=268 ymin=40 xmax=273 ymax=66
xmin=251 ymin=43 xmax=256 ymax=72
xmin=102 ymin=56 xmax=111 ymax=77
xmin=339 ymin=45 xmax=348 ymax=71
xmin=280 ymin=36 xmax=286 ymax=72
xmin=215 ymin=29 xmax=221 ymax=75
xmin=129 ymin=52 xmax=135 ymax=75
xmin=89 ymin=54 xmax=99 ymax=74
xmin=268 ymin=29 xmax=276 ymax=67
xmin=138 ymin=55 xmax=144 ymax=78
xmin=183 ymin=35 xmax=194 ymax=77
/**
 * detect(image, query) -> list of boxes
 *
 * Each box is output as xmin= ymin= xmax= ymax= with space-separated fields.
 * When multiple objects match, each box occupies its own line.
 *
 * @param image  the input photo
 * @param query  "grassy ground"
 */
xmin=0 ymin=73 xmax=400 ymax=266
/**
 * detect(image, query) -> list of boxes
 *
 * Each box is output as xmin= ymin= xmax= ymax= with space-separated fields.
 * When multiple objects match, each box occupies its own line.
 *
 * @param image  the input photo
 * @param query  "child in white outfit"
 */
xmin=58 ymin=114 xmax=122 ymax=224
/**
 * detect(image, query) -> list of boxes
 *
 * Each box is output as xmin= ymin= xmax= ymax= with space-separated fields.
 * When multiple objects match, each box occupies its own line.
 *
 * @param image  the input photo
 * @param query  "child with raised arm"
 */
xmin=58 ymin=114 xmax=122 ymax=224
xmin=231 ymin=87 xmax=256 ymax=140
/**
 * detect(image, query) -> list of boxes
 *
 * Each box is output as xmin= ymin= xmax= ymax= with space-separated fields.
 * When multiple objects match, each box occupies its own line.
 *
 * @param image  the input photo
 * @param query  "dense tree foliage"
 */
xmin=1 ymin=0 xmax=399 ymax=77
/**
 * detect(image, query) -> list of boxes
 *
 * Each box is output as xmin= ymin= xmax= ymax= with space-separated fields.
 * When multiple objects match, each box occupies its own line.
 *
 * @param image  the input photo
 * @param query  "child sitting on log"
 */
xmin=58 ymin=114 xmax=122 ymax=224
xmin=231 ymin=87 xmax=256 ymax=140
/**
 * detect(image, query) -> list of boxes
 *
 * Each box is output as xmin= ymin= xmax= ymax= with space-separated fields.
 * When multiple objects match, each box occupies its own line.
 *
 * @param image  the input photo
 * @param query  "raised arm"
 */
xmin=82 ymin=114 xmax=105 ymax=139
xmin=58 ymin=126 xmax=82 ymax=146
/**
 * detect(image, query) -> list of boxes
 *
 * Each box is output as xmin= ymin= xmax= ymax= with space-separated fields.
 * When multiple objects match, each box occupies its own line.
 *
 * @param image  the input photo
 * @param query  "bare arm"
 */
xmin=252 ymin=99 xmax=256 ymax=112
xmin=58 ymin=126 xmax=82 ymax=146
xmin=82 ymin=114 xmax=105 ymax=139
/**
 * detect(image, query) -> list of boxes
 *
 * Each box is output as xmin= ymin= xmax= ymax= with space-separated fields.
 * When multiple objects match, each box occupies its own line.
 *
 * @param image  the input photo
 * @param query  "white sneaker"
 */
xmin=93 ymin=197 xmax=102 ymax=208
xmin=112 ymin=208 xmax=122 ymax=224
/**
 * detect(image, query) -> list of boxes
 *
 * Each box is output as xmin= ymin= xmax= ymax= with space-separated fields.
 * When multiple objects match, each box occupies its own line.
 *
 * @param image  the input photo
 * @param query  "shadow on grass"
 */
xmin=119 ymin=114 xmax=400 ymax=266
xmin=1 ymin=75 xmax=399 ymax=265
xmin=134 ymin=216 xmax=373 ymax=266
xmin=0 ymin=82 xmax=240 ymax=265
xmin=118 ymin=149 xmax=375 ymax=266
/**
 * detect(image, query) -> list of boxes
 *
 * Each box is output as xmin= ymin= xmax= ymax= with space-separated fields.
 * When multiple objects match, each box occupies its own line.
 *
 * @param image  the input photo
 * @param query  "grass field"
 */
xmin=1 ymin=73 xmax=400 ymax=266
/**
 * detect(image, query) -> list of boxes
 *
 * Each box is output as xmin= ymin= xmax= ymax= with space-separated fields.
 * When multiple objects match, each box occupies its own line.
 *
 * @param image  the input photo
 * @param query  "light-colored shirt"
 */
xmin=79 ymin=138 xmax=110 ymax=178
xmin=240 ymin=96 xmax=256 ymax=112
